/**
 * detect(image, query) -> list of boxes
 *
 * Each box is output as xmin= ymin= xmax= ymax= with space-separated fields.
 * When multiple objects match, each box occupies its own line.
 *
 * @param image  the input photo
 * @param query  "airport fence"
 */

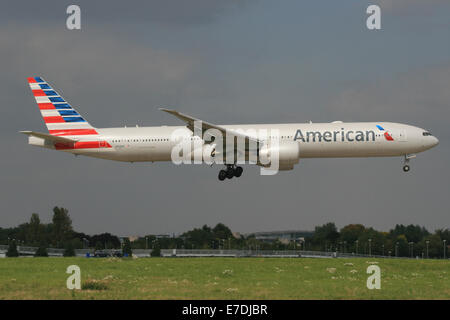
xmin=159 ymin=249 xmax=415 ymax=259
xmin=0 ymin=245 xmax=432 ymax=259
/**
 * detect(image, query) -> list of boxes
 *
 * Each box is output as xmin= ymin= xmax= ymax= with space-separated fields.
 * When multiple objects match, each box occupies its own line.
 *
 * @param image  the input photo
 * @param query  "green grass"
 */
xmin=0 ymin=257 xmax=448 ymax=299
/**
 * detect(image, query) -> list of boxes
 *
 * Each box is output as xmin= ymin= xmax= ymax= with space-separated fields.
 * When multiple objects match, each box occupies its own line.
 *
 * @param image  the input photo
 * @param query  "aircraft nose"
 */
xmin=432 ymin=136 xmax=439 ymax=147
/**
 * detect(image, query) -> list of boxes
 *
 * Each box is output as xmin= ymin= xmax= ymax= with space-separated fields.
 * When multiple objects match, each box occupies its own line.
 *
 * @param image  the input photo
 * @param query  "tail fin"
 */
xmin=27 ymin=77 xmax=98 ymax=136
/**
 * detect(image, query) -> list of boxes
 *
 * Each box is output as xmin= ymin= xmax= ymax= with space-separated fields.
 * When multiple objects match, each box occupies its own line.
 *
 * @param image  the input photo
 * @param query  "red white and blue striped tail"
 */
xmin=27 ymin=77 xmax=98 ymax=137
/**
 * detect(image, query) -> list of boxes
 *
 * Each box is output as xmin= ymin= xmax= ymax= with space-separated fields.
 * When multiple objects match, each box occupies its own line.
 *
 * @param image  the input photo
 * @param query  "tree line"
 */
xmin=310 ymin=222 xmax=448 ymax=258
xmin=1 ymin=207 xmax=448 ymax=258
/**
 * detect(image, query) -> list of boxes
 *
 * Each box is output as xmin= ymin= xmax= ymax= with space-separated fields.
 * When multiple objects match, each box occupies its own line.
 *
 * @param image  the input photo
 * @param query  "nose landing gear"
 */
xmin=402 ymin=154 xmax=416 ymax=173
xmin=218 ymin=165 xmax=243 ymax=181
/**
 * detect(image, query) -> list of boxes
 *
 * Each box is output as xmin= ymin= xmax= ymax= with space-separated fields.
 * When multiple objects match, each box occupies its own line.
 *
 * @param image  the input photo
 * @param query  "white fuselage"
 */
xmin=34 ymin=121 xmax=438 ymax=163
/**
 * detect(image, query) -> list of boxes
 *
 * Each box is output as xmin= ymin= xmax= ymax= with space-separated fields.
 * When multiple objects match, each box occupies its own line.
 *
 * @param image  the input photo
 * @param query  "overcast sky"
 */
xmin=1 ymin=0 xmax=449 ymax=236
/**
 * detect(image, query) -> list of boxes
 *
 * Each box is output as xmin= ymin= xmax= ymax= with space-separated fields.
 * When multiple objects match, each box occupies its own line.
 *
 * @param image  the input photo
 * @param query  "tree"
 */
xmin=435 ymin=229 xmax=450 ymax=243
xmin=313 ymin=223 xmax=340 ymax=250
xmin=90 ymin=233 xmax=121 ymax=249
xmin=52 ymin=207 xmax=73 ymax=247
xmin=182 ymin=225 xmax=215 ymax=249
xmin=95 ymin=241 xmax=104 ymax=251
xmin=420 ymin=234 xmax=443 ymax=258
xmin=27 ymin=213 xmax=42 ymax=245
xmin=404 ymin=225 xmax=429 ymax=243
xmin=353 ymin=227 xmax=386 ymax=255
xmin=390 ymin=224 xmax=429 ymax=244
xmin=122 ymin=238 xmax=132 ymax=257
xmin=395 ymin=234 xmax=409 ymax=257
xmin=213 ymin=223 xmax=233 ymax=240
xmin=340 ymin=224 xmax=366 ymax=243
xmin=6 ymin=241 xmax=19 ymax=257
xmin=72 ymin=232 xmax=91 ymax=248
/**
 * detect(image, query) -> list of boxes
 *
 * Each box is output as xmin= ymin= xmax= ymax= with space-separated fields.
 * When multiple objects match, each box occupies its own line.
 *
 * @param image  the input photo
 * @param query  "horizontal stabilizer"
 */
xmin=20 ymin=131 xmax=78 ymax=143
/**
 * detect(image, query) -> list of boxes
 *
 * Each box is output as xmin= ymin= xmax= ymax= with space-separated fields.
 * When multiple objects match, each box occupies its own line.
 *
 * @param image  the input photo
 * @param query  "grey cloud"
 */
xmin=0 ymin=0 xmax=251 ymax=27
xmin=377 ymin=0 xmax=450 ymax=14
xmin=330 ymin=62 xmax=450 ymax=130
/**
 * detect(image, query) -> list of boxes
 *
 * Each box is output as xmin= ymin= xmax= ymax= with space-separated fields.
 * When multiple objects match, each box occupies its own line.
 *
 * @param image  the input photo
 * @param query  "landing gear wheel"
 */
xmin=218 ymin=170 xmax=227 ymax=181
xmin=226 ymin=168 xmax=234 ymax=179
xmin=403 ymin=165 xmax=410 ymax=172
xmin=234 ymin=166 xmax=243 ymax=177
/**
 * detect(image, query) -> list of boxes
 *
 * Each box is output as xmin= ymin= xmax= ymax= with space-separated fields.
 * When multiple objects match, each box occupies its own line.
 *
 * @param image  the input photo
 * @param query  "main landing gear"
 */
xmin=402 ymin=154 xmax=416 ymax=173
xmin=218 ymin=165 xmax=243 ymax=181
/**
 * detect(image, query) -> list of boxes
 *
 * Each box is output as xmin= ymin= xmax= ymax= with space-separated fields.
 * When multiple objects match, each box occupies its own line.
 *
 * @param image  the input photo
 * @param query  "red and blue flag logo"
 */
xmin=376 ymin=125 xmax=394 ymax=141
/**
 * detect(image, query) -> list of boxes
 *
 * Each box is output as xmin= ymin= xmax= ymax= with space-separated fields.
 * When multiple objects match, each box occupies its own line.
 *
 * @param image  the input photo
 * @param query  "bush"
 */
xmin=151 ymin=246 xmax=161 ymax=257
xmin=63 ymin=242 xmax=76 ymax=257
xmin=6 ymin=241 xmax=19 ymax=257
xmin=34 ymin=246 xmax=48 ymax=257
xmin=82 ymin=281 xmax=108 ymax=291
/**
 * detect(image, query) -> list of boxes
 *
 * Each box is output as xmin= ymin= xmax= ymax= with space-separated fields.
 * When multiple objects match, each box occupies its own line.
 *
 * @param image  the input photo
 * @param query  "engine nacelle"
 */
xmin=258 ymin=141 xmax=300 ymax=170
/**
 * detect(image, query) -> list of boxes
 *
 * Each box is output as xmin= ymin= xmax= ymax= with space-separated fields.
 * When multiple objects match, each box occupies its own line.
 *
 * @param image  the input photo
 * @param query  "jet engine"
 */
xmin=257 ymin=141 xmax=300 ymax=171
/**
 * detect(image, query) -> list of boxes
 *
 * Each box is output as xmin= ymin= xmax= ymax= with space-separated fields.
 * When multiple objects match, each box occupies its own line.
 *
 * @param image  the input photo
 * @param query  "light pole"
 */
xmin=344 ymin=241 xmax=347 ymax=254
xmin=409 ymin=242 xmax=414 ymax=258
xmin=368 ymin=239 xmax=372 ymax=257
xmin=382 ymin=244 xmax=385 ymax=257
xmin=355 ymin=240 xmax=359 ymax=255
xmin=395 ymin=242 xmax=399 ymax=257
xmin=145 ymin=237 xmax=148 ymax=250
xmin=426 ymin=240 xmax=429 ymax=259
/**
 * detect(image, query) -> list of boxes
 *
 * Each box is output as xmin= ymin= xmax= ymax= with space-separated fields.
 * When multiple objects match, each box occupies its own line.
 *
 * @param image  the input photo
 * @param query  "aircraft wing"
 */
xmin=159 ymin=108 xmax=260 ymax=145
xmin=20 ymin=131 xmax=78 ymax=143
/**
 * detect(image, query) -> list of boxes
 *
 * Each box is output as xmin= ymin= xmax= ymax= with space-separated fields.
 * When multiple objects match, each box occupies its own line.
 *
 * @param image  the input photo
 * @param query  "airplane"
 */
xmin=21 ymin=77 xmax=439 ymax=181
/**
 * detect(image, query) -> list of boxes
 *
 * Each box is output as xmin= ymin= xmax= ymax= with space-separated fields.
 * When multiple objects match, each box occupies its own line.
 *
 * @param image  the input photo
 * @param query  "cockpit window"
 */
xmin=422 ymin=132 xmax=432 ymax=136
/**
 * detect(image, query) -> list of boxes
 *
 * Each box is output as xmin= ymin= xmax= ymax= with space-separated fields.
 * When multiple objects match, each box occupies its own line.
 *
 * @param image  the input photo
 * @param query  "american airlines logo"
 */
xmin=376 ymin=125 xmax=394 ymax=141
xmin=294 ymin=128 xmax=376 ymax=143
xmin=293 ymin=125 xmax=394 ymax=143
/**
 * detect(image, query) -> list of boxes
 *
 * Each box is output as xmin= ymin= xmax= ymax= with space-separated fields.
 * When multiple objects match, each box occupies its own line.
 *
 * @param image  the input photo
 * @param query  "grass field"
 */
xmin=0 ymin=257 xmax=448 ymax=299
